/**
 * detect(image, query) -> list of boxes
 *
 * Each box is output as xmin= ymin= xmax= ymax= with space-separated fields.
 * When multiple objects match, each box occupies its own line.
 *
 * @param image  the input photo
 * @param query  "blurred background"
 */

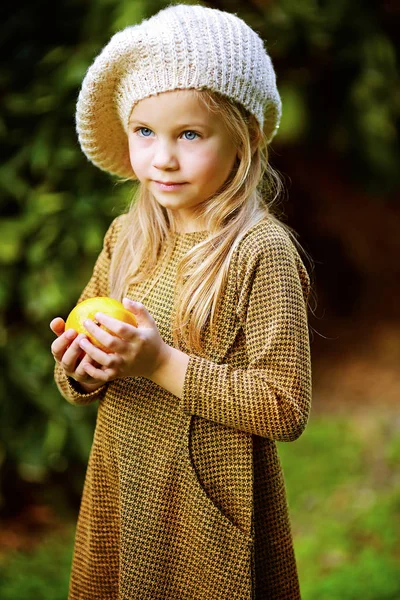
xmin=1 ymin=0 xmax=399 ymax=597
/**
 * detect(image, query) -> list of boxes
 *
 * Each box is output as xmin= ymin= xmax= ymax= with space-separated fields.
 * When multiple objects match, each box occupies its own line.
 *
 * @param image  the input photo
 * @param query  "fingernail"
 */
xmin=65 ymin=329 xmax=76 ymax=339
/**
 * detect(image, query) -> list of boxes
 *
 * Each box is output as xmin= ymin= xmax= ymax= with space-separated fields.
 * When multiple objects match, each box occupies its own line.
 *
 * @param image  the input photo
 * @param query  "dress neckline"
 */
xmin=172 ymin=230 xmax=209 ymax=240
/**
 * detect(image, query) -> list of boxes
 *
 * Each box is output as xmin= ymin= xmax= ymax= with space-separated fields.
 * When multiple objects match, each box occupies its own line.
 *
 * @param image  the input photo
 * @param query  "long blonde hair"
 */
xmin=110 ymin=89 xmax=288 ymax=353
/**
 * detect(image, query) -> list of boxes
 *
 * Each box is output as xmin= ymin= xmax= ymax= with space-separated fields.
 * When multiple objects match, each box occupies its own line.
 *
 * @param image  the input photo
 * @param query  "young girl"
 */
xmin=51 ymin=4 xmax=311 ymax=599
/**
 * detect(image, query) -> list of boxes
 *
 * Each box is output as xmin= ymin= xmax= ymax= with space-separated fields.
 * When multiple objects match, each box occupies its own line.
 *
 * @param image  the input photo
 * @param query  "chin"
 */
xmin=155 ymin=198 xmax=186 ymax=210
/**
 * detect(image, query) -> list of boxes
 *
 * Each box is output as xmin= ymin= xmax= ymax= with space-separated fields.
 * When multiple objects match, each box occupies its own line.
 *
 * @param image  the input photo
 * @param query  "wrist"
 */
xmin=68 ymin=376 xmax=104 ymax=394
xmin=148 ymin=344 xmax=190 ymax=399
xmin=151 ymin=341 xmax=173 ymax=379
xmin=80 ymin=381 xmax=104 ymax=393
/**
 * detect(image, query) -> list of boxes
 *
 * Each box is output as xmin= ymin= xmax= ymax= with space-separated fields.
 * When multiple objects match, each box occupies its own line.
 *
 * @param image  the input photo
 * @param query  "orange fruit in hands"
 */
xmin=65 ymin=297 xmax=138 ymax=352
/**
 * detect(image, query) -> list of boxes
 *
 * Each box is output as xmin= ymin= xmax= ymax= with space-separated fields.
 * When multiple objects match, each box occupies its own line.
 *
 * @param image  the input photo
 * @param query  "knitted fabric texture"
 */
xmin=55 ymin=216 xmax=311 ymax=599
xmin=76 ymin=3 xmax=282 ymax=178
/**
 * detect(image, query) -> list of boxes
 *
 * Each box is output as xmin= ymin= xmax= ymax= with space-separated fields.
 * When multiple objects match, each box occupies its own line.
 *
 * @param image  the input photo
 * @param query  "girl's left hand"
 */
xmin=77 ymin=298 xmax=170 ymax=383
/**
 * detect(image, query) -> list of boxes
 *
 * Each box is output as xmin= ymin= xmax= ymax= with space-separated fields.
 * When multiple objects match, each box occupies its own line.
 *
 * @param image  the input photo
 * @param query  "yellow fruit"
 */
xmin=65 ymin=297 xmax=138 ymax=352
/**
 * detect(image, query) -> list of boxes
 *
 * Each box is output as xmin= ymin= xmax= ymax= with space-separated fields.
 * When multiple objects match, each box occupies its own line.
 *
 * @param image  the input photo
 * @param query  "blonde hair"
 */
xmin=110 ymin=90 xmax=291 ymax=353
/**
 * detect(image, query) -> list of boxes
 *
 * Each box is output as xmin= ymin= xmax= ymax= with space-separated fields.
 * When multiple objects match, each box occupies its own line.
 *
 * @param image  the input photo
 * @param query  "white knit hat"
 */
xmin=76 ymin=3 xmax=282 ymax=179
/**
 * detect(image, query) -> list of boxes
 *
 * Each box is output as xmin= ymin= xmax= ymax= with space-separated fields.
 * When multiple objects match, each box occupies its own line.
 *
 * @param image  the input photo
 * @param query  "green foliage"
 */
xmin=278 ymin=412 xmax=400 ymax=599
xmin=0 ymin=0 xmax=399 ymax=516
xmin=0 ymin=529 xmax=74 ymax=600
xmin=0 ymin=0 xmax=162 ymax=508
xmin=231 ymin=0 xmax=400 ymax=192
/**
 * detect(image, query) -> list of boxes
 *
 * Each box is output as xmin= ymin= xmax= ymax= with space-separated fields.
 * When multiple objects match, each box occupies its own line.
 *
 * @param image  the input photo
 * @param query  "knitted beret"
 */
xmin=76 ymin=3 xmax=282 ymax=179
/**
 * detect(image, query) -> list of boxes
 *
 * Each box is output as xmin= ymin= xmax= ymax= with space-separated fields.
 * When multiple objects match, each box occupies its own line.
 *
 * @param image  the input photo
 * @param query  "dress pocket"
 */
xmin=185 ymin=415 xmax=253 ymax=543
xmin=175 ymin=416 xmax=253 ymax=599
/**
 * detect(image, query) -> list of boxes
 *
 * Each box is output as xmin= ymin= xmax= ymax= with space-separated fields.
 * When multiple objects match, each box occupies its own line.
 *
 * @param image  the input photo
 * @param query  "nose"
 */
xmin=152 ymin=140 xmax=179 ymax=171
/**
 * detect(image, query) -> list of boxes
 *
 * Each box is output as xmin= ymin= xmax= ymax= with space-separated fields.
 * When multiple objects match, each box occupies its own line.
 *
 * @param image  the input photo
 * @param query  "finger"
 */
xmin=72 ymin=353 xmax=101 ymax=381
xmin=50 ymin=317 xmax=66 ymax=337
xmin=94 ymin=311 xmax=138 ymax=339
xmin=78 ymin=336 xmax=121 ymax=368
xmin=74 ymin=361 xmax=102 ymax=383
xmin=122 ymin=298 xmax=154 ymax=328
xmin=80 ymin=354 xmax=102 ymax=368
xmin=85 ymin=316 xmax=134 ymax=348
xmin=51 ymin=329 xmax=79 ymax=361
xmin=60 ymin=334 xmax=87 ymax=373
xmin=81 ymin=360 xmax=113 ymax=382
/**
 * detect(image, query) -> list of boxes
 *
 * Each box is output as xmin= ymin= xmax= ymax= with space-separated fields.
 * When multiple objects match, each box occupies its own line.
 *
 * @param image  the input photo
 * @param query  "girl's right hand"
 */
xmin=50 ymin=317 xmax=105 ymax=392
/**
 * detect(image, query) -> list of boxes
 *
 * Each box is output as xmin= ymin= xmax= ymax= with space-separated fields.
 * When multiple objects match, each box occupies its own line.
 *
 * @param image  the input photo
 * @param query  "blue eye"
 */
xmin=138 ymin=127 xmax=153 ymax=137
xmin=182 ymin=131 xmax=198 ymax=140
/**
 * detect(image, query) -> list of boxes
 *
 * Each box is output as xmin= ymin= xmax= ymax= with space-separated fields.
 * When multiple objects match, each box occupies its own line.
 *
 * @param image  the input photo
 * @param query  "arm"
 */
xmin=55 ymin=360 xmax=106 ymax=405
xmin=148 ymin=345 xmax=190 ymax=398
xmin=68 ymin=220 xmax=311 ymax=440
xmin=53 ymin=216 xmax=123 ymax=405
xmin=152 ymin=225 xmax=312 ymax=441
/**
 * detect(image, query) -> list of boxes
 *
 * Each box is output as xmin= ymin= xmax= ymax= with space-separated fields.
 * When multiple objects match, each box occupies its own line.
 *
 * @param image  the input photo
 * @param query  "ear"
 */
xmin=248 ymin=114 xmax=263 ymax=156
xmin=251 ymin=130 xmax=262 ymax=156
xmin=236 ymin=139 xmax=258 ymax=162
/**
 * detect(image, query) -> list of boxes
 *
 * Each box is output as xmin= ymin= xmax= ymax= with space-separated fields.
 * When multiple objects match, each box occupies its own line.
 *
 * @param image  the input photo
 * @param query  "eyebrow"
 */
xmin=129 ymin=120 xmax=208 ymax=130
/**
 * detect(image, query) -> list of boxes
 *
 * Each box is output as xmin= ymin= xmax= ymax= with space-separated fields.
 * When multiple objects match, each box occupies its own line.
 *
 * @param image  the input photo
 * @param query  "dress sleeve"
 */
xmin=54 ymin=216 xmax=122 ymax=406
xmin=180 ymin=224 xmax=312 ymax=441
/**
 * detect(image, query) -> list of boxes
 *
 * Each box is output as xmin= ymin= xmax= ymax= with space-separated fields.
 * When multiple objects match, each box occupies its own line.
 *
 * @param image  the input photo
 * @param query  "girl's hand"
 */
xmin=50 ymin=317 xmax=106 ymax=391
xmin=74 ymin=299 xmax=170 ymax=384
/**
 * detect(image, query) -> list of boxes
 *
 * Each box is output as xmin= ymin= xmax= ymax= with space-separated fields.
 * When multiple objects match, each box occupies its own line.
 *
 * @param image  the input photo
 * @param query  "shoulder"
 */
xmin=236 ymin=216 xmax=298 ymax=266
xmin=235 ymin=216 xmax=311 ymax=300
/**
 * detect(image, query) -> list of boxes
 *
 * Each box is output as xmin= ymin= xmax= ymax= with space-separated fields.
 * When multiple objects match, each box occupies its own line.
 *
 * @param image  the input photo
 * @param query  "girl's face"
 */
xmin=128 ymin=90 xmax=238 ymax=232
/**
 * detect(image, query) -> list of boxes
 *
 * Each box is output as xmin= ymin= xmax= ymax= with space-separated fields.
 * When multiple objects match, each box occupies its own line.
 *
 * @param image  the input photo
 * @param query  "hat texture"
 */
xmin=76 ymin=3 xmax=282 ymax=178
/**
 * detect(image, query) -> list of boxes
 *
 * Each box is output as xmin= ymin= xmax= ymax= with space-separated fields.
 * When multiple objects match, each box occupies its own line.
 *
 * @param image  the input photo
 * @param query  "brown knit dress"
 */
xmin=55 ymin=215 xmax=312 ymax=600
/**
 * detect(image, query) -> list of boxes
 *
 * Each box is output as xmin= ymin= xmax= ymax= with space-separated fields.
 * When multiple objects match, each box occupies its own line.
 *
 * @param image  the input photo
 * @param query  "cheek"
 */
xmin=128 ymin=142 xmax=146 ymax=177
xmin=129 ymin=154 xmax=143 ymax=175
xmin=192 ymin=146 xmax=234 ymax=179
xmin=198 ymin=148 xmax=236 ymax=185
xmin=128 ymin=138 xmax=135 ymax=166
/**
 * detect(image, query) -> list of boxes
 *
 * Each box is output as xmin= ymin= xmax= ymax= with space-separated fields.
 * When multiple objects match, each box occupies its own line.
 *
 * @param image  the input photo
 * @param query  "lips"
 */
xmin=153 ymin=180 xmax=187 ymax=191
xmin=155 ymin=181 xmax=184 ymax=185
